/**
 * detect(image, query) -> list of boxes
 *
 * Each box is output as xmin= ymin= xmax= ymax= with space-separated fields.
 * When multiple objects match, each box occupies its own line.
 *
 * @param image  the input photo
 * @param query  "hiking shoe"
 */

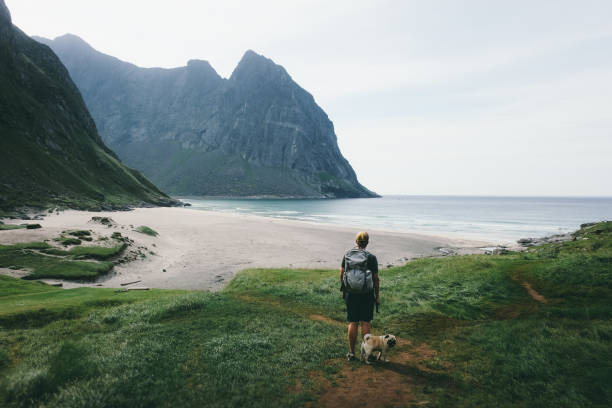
xmin=346 ymin=352 xmax=356 ymax=361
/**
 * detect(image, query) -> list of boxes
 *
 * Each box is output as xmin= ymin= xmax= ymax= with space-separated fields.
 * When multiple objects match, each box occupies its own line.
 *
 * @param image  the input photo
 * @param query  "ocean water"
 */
xmin=178 ymin=196 xmax=612 ymax=243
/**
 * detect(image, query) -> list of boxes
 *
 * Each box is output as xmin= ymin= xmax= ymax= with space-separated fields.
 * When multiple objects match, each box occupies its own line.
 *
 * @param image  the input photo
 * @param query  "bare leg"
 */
xmin=348 ymin=322 xmax=358 ymax=353
xmin=361 ymin=321 xmax=371 ymax=338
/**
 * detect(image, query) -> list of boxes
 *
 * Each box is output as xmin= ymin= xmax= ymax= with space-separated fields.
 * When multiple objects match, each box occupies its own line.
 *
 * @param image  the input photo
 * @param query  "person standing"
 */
xmin=341 ymin=231 xmax=380 ymax=361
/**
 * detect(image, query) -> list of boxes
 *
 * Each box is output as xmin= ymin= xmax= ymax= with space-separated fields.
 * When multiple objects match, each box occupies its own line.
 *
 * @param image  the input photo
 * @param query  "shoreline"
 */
xmin=179 ymin=201 xmax=518 ymax=246
xmin=0 ymin=207 xmax=501 ymax=291
xmin=179 ymin=204 xmax=509 ymax=246
xmin=179 ymin=195 xmax=612 ymax=244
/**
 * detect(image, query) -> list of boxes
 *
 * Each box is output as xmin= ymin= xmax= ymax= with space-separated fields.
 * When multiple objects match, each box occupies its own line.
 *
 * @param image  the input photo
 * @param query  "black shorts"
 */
xmin=345 ymin=292 xmax=374 ymax=323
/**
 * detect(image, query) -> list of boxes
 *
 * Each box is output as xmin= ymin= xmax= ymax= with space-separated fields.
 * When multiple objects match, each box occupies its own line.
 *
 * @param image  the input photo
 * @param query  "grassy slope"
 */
xmin=0 ymin=10 xmax=175 ymax=212
xmin=1 ymin=222 xmax=611 ymax=407
xmin=0 ymin=280 xmax=342 ymax=408
xmin=0 ymin=241 xmax=126 ymax=280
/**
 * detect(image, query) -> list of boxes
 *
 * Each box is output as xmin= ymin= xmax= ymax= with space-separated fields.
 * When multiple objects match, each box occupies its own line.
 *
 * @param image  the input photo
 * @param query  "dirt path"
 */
xmin=236 ymin=294 xmax=447 ymax=407
xmin=520 ymin=281 xmax=548 ymax=303
xmin=315 ymin=362 xmax=416 ymax=408
xmin=511 ymin=274 xmax=548 ymax=303
xmin=308 ymin=314 xmax=345 ymax=327
xmin=310 ymin=339 xmax=447 ymax=408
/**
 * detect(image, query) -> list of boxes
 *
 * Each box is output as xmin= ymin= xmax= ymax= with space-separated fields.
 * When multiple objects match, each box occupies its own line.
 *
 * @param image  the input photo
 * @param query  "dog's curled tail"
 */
xmin=363 ymin=334 xmax=372 ymax=341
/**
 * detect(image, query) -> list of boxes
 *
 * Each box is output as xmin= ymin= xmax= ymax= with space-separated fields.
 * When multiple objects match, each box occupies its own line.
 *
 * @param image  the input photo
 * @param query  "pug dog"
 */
xmin=360 ymin=333 xmax=397 ymax=364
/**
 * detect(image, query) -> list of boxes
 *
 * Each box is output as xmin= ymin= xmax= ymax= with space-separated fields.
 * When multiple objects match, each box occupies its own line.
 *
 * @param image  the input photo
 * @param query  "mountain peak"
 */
xmin=187 ymin=58 xmax=218 ymax=74
xmin=242 ymin=49 xmax=263 ymax=59
xmin=187 ymin=58 xmax=212 ymax=67
xmin=230 ymin=49 xmax=289 ymax=83
xmin=53 ymin=33 xmax=94 ymax=49
xmin=236 ymin=49 xmax=274 ymax=68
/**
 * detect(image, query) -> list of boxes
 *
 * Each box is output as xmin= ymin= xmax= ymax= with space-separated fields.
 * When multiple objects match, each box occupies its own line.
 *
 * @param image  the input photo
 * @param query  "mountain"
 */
xmin=0 ymin=1 xmax=176 ymax=211
xmin=36 ymin=34 xmax=378 ymax=198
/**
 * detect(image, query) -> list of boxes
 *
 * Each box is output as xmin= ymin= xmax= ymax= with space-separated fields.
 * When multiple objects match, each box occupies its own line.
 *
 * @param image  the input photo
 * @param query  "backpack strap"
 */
xmin=361 ymin=259 xmax=369 ymax=292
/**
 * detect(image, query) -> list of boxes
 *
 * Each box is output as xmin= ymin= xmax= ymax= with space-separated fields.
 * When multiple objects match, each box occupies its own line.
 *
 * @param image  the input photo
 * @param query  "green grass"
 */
xmin=0 ymin=225 xmax=25 ymax=231
xmin=226 ymin=223 xmax=612 ymax=407
xmin=41 ymin=244 xmax=127 ymax=261
xmin=68 ymin=243 xmax=127 ymax=260
xmin=54 ymin=236 xmax=82 ymax=246
xmin=225 ymin=256 xmax=528 ymax=325
xmin=64 ymin=230 xmax=92 ymax=241
xmin=0 ymin=242 xmax=114 ymax=280
xmin=0 ymin=280 xmax=341 ymax=407
xmin=0 ymin=242 xmax=51 ymax=251
xmin=0 ymin=275 xmax=63 ymax=298
xmin=0 ymin=276 xmax=184 ymax=328
xmin=91 ymin=217 xmax=115 ymax=226
xmin=0 ymin=224 xmax=40 ymax=231
xmin=39 ymin=248 xmax=70 ymax=256
xmin=0 ymin=222 xmax=611 ymax=407
xmin=134 ymin=225 xmax=158 ymax=237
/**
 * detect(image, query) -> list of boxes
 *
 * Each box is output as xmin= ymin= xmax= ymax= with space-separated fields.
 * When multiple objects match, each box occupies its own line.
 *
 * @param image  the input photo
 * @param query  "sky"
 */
xmin=7 ymin=0 xmax=612 ymax=196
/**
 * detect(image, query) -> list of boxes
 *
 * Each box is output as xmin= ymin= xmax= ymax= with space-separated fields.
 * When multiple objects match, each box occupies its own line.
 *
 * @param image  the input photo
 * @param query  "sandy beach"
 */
xmin=0 ymin=207 xmax=495 ymax=290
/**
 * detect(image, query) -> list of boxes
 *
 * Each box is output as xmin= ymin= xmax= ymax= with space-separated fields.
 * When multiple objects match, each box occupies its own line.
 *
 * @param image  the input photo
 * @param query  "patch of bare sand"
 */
xmin=1 ymin=207 xmax=492 ymax=290
xmin=0 ymin=267 xmax=30 ymax=279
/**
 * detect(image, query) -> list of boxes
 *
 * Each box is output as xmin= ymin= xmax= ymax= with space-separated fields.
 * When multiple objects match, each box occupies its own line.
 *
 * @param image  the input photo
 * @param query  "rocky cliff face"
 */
xmin=38 ymin=35 xmax=377 ymax=198
xmin=0 ymin=1 xmax=176 ymax=211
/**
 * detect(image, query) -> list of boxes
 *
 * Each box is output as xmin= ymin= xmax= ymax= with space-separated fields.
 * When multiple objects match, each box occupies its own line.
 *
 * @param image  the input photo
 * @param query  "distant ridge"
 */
xmin=0 ymin=1 xmax=176 ymax=211
xmin=37 ymin=34 xmax=378 ymax=198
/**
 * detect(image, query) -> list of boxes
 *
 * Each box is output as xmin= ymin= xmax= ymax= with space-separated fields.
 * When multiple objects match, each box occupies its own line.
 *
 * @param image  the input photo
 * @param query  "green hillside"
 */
xmin=1 ymin=222 xmax=610 ymax=407
xmin=0 ymin=1 xmax=176 ymax=213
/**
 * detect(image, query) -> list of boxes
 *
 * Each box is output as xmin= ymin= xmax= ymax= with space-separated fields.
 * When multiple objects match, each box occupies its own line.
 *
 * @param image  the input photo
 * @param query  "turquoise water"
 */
xmin=178 ymin=196 xmax=612 ymax=243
